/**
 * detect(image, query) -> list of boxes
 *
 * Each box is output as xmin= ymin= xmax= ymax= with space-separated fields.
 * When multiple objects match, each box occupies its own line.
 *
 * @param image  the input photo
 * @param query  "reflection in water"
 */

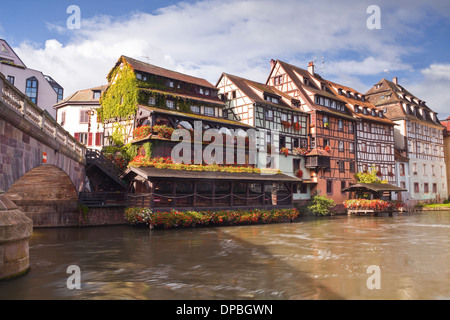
xmin=0 ymin=211 xmax=449 ymax=300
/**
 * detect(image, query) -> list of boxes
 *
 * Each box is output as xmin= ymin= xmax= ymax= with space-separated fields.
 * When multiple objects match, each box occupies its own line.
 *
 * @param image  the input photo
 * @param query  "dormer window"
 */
xmin=354 ymin=93 xmax=359 ymax=100
xmin=346 ymin=91 xmax=351 ymax=98
xmin=93 ymin=90 xmax=101 ymax=100
xmin=379 ymin=111 xmax=383 ymax=118
xmin=265 ymin=95 xmax=279 ymax=104
xmin=354 ymin=105 xmax=360 ymax=113
xmin=371 ymin=109 xmax=377 ymax=117
xmin=363 ymin=107 xmax=368 ymax=115
xmin=338 ymin=88 xmax=343 ymax=95
xmin=361 ymin=95 xmax=365 ymax=102
xmin=304 ymin=78 xmax=310 ymax=86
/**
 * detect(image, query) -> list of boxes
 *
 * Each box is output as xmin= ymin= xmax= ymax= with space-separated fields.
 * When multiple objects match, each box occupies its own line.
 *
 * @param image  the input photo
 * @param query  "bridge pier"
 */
xmin=0 ymin=189 xmax=33 ymax=280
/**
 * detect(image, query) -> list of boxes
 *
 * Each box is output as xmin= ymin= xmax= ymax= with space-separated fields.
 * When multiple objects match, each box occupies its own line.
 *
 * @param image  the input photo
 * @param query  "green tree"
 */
xmin=308 ymin=195 xmax=336 ymax=216
xmin=354 ymin=165 xmax=388 ymax=184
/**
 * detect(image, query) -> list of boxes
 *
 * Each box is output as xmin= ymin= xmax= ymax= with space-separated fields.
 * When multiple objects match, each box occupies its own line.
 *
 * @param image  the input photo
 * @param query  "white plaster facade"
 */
xmin=54 ymin=85 xmax=108 ymax=151
xmin=0 ymin=39 xmax=63 ymax=119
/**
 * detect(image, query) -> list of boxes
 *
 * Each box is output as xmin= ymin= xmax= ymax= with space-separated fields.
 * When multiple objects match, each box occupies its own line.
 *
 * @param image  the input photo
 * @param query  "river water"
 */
xmin=0 ymin=211 xmax=449 ymax=300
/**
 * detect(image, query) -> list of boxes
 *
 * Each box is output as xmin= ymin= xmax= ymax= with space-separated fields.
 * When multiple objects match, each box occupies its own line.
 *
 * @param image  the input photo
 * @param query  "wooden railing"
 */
xmin=126 ymin=192 xmax=292 ymax=209
xmin=85 ymin=149 xmax=126 ymax=186
xmin=0 ymin=73 xmax=85 ymax=159
xmin=79 ymin=191 xmax=127 ymax=206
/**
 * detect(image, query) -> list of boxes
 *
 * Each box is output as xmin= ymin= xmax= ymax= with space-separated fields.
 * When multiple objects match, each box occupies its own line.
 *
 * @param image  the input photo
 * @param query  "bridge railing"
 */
xmin=0 ymin=73 xmax=85 ymax=159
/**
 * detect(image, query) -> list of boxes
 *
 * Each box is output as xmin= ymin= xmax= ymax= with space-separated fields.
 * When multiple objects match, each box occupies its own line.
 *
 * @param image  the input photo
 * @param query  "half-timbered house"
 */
xmin=266 ymin=60 xmax=357 ymax=205
xmin=365 ymin=77 xmax=448 ymax=205
xmin=323 ymin=80 xmax=397 ymax=185
xmin=98 ymin=56 xmax=301 ymax=210
xmin=216 ymin=73 xmax=312 ymax=202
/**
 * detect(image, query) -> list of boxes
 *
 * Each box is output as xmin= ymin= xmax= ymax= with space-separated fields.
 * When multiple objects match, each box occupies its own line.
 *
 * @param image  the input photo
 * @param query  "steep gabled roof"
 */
xmin=324 ymin=79 xmax=396 ymax=126
xmin=219 ymin=73 xmax=304 ymax=112
xmin=365 ymin=78 xmax=443 ymax=127
xmin=54 ymin=85 xmax=108 ymax=108
xmin=121 ymin=56 xmax=217 ymax=89
xmin=271 ymin=60 xmax=355 ymax=120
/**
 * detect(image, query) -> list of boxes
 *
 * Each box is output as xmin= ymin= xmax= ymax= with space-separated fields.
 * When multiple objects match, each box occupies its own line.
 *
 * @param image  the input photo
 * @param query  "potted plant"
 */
xmin=281 ymin=120 xmax=292 ymax=128
xmin=280 ymin=147 xmax=289 ymax=157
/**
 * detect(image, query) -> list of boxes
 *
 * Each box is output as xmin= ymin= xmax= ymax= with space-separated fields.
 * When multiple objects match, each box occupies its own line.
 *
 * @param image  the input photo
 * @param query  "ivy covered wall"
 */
xmin=99 ymin=60 xmax=139 ymax=121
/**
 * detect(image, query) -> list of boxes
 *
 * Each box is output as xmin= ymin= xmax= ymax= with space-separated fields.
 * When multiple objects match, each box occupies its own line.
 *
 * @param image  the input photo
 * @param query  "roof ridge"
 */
xmin=123 ymin=55 xmax=213 ymax=85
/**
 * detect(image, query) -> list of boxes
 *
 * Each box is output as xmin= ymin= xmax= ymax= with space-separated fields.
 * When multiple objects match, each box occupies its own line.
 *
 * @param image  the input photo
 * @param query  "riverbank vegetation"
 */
xmin=124 ymin=207 xmax=300 ymax=229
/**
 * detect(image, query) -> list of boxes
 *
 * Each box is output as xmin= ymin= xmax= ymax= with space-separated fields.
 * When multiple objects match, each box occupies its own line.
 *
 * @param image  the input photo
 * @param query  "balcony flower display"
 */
xmin=153 ymin=125 xmax=174 ymax=139
xmin=295 ymin=169 xmax=303 ymax=179
xmin=280 ymin=147 xmax=289 ymax=157
xmin=293 ymin=122 xmax=302 ymax=131
xmin=324 ymin=145 xmax=331 ymax=152
xmin=133 ymin=125 xmax=152 ymax=140
xmin=128 ymin=156 xmax=283 ymax=174
xmin=292 ymin=147 xmax=308 ymax=156
xmin=281 ymin=120 xmax=292 ymax=128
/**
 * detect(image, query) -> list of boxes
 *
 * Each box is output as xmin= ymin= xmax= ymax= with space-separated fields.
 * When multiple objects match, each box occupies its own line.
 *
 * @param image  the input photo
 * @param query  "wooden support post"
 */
xmin=289 ymin=183 xmax=293 ymax=205
xmin=246 ymin=182 xmax=249 ymax=207
xmin=193 ymin=181 xmax=197 ymax=208
xmin=261 ymin=182 xmax=265 ymax=207
xmin=230 ymin=182 xmax=234 ymax=207
xmin=211 ymin=181 xmax=216 ymax=207
xmin=150 ymin=181 xmax=154 ymax=209
xmin=172 ymin=181 xmax=176 ymax=207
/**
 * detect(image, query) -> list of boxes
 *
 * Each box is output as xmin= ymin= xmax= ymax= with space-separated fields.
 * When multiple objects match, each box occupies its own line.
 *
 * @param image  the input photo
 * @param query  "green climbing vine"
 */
xmin=99 ymin=61 xmax=139 ymax=121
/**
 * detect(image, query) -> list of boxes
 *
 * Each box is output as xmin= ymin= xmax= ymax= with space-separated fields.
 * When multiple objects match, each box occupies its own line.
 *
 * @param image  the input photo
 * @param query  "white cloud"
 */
xmin=10 ymin=0 xmax=450 ymax=105
xmin=405 ymin=64 xmax=450 ymax=120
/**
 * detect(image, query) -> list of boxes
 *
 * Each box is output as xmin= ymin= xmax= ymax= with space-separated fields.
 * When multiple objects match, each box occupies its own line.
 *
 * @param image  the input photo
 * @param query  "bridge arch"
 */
xmin=7 ymin=165 xmax=81 ymax=227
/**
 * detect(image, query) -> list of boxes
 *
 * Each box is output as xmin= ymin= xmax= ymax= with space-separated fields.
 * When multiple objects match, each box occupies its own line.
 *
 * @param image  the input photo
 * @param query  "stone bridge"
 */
xmin=0 ymin=73 xmax=86 ymax=227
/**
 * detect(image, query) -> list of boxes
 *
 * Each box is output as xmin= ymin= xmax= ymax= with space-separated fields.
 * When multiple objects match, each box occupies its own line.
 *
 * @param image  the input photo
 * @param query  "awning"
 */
xmin=123 ymin=166 xmax=303 ymax=183
xmin=341 ymin=183 xmax=407 ymax=193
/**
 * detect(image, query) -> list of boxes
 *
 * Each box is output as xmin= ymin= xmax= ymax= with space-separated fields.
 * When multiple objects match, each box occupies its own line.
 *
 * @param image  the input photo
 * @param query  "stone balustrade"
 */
xmin=0 ymin=73 xmax=85 ymax=159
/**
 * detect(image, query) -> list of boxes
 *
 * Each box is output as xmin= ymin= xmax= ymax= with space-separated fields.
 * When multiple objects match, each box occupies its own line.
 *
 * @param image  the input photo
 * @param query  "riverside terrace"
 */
xmin=123 ymin=166 xmax=301 ymax=210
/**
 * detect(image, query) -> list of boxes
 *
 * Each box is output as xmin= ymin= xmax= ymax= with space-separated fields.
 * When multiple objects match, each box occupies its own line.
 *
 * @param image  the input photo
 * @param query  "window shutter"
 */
xmin=74 ymin=133 xmax=80 ymax=142
xmin=95 ymin=133 xmax=101 ymax=146
xmin=88 ymin=133 xmax=93 ymax=146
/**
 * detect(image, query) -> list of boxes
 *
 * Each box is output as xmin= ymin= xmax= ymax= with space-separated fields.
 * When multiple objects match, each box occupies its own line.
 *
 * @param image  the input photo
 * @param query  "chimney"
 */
xmin=393 ymin=77 xmax=398 ymax=85
xmin=308 ymin=61 xmax=315 ymax=75
xmin=270 ymin=59 xmax=276 ymax=69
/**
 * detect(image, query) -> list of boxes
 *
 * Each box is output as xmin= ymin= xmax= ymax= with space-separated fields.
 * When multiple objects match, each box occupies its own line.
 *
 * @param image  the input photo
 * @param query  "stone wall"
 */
xmin=78 ymin=206 xmax=127 ymax=227
xmin=0 ymin=190 xmax=33 ymax=280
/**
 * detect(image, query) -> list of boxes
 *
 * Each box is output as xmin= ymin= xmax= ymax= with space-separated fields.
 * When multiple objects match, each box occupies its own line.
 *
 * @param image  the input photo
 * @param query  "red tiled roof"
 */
xmin=324 ymin=80 xmax=396 ymax=126
xmin=219 ymin=73 xmax=304 ymax=112
xmin=273 ymin=60 xmax=355 ymax=120
xmin=54 ymin=85 xmax=108 ymax=108
xmin=122 ymin=56 xmax=217 ymax=89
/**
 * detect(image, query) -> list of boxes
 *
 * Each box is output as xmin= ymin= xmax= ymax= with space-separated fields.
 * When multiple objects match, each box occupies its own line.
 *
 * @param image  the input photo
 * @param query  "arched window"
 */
xmin=25 ymin=77 xmax=38 ymax=104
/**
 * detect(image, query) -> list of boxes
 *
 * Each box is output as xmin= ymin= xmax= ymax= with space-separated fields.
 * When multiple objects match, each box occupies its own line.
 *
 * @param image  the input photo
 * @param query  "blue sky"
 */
xmin=1 ymin=0 xmax=450 ymax=119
